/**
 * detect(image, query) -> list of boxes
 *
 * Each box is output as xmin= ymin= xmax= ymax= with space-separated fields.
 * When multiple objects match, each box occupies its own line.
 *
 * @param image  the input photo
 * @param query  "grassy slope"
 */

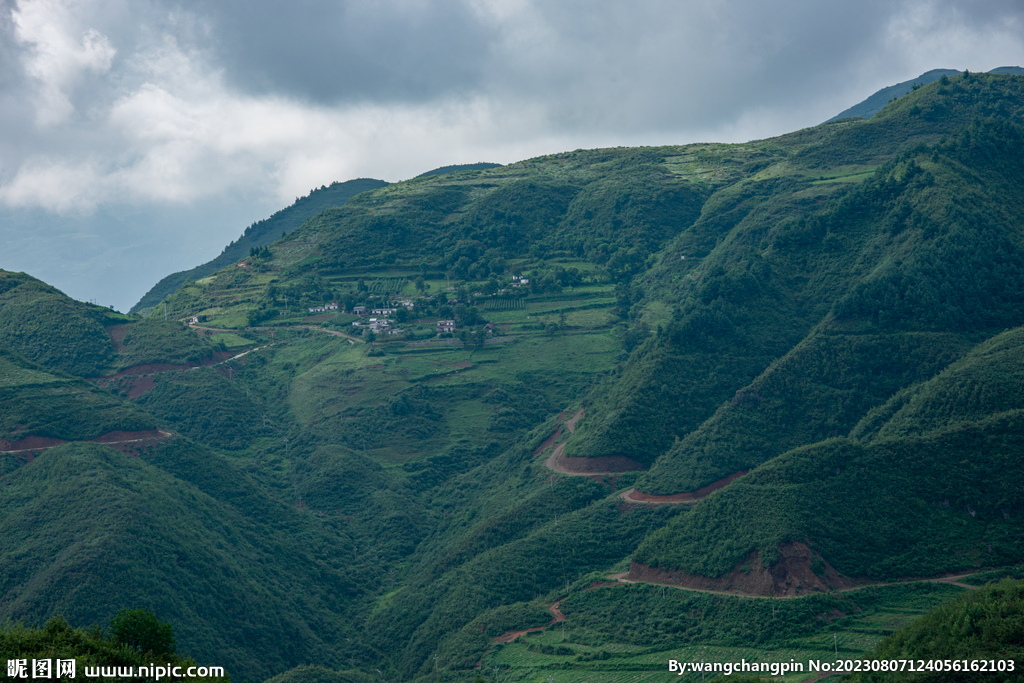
xmin=567 ymin=74 xmax=1024 ymax=483
xmin=0 ymin=271 xmax=127 ymax=377
xmin=0 ymin=439 xmax=370 ymax=682
xmin=131 ymin=178 xmax=388 ymax=313
xmin=847 ymin=578 xmax=1024 ymax=682
xmin=0 ymin=345 xmax=157 ymax=452
xmin=3 ymin=73 xmax=1024 ymax=683
xmin=136 ymin=72 xmax=1024 ymax=679
xmin=0 ymin=270 xmax=230 ymax=378
xmin=634 ymin=326 xmax=1024 ymax=580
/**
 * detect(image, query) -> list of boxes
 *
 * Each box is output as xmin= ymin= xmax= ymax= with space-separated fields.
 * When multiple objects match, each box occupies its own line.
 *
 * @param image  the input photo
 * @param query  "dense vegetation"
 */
xmin=0 ymin=271 xmax=126 ymax=376
xmin=3 ymin=72 xmax=1024 ymax=682
xmin=848 ymin=578 xmax=1024 ymax=682
xmin=0 ymin=610 xmax=227 ymax=683
xmin=132 ymin=178 xmax=388 ymax=313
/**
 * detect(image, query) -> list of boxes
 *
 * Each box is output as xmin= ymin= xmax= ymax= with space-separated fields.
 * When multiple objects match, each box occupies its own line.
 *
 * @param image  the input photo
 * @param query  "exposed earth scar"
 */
xmin=0 ymin=429 xmax=175 ymax=459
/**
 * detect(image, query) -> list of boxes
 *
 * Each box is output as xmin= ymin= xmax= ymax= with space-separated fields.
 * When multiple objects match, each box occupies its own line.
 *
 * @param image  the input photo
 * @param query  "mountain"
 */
xmin=827 ymin=66 xmax=1024 ymax=121
xmin=130 ymin=178 xmax=388 ymax=314
xmin=414 ymin=162 xmax=502 ymax=178
xmin=131 ymin=165 xmax=503 ymax=314
xmin=4 ymin=71 xmax=1024 ymax=682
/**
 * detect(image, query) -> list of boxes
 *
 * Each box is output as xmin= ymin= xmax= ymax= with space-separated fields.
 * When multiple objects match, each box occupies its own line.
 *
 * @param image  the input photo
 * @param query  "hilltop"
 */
xmin=3 ymin=71 xmax=1024 ymax=682
xmin=826 ymin=65 xmax=1024 ymax=121
xmin=132 ymin=164 xmax=504 ymax=315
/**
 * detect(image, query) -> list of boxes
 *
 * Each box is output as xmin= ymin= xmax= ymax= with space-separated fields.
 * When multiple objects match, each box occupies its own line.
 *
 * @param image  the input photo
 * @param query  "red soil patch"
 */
xmin=91 ymin=430 xmax=165 ymax=443
xmin=1 ymin=430 xmax=173 ymax=457
xmin=209 ymin=350 xmax=234 ymax=364
xmin=442 ymin=360 xmax=472 ymax=368
xmin=106 ymin=324 xmax=130 ymax=351
xmin=627 ymin=542 xmax=854 ymax=597
xmin=125 ymin=375 xmax=158 ymax=399
xmin=98 ymin=363 xmax=192 ymax=379
xmin=621 ymin=470 xmax=749 ymax=504
xmin=0 ymin=435 xmax=67 ymax=451
xmin=92 ymin=351 xmax=231 ymax=382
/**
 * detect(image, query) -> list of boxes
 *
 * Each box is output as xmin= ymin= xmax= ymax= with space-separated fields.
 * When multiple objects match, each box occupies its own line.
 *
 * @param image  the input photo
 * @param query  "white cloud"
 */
xmin=12 ymin=0 xmax=116 ymax=125
xmin=0 ymin=157 xmax=105 ymax=211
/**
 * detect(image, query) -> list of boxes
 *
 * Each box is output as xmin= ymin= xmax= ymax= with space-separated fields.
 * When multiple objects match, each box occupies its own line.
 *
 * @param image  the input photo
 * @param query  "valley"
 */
xmin=3 ymin=71 xmax=1024 ymax=682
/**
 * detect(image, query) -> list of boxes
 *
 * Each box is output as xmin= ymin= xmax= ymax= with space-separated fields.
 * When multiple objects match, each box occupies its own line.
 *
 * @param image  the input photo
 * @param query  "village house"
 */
xmin=188 ymin=315 xmax=206 ymax=325
xmin=352 ymin=306 xmax=367 ymax=315
xmin=437 ymin=320 xmax=456 ymax=333
xmin=371 ymin=307 xmax=397 ymax=316
xmin=308 ymin=301 xmax=340 ymax=313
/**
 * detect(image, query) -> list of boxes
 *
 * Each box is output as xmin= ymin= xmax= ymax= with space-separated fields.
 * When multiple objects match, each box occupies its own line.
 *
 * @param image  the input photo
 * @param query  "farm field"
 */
xmin=480 ymin=581 xmax=968 ymax=683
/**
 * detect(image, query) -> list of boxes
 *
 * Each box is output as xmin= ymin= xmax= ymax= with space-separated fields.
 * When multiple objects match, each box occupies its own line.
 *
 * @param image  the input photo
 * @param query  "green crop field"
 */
xmin=480 ymin=582 xmax=967 ymax=683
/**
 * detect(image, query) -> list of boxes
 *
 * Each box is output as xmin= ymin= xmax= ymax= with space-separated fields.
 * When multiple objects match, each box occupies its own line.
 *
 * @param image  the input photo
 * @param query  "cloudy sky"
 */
xmin=2 ymin=0 xmax=1023 ymax=311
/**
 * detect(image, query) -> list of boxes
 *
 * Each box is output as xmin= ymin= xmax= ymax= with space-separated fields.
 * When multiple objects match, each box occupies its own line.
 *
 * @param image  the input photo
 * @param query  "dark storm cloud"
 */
xmin=178 ymin=0 xmax=497 ymax=104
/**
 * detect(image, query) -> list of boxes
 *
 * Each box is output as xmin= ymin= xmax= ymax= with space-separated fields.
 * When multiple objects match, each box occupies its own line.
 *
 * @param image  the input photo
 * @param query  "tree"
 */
xmin=108 ymin=608 xmax=176 ymax=657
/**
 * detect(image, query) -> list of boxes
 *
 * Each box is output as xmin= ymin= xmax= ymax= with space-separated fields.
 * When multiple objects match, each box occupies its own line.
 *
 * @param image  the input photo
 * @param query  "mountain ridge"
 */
xmin=4 ymin=71 xmax=1024 ymax=682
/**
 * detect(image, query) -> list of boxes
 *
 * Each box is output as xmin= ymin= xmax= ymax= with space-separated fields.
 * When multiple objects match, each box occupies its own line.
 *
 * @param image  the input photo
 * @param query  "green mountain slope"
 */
xmin=634 ymin=325 xmax=1024 ymax=583
xmin=5 ymin=71 xmax=1024 ymax=683
xmin=826 ymin=66 xmax=1024 ymax=122
xmin=627 ymin=114 xmax=1024 ymax=494
xmin=848 ymin=578 xmax=1024 ymax=682
xmin=131 ymin=178 xmax=388 ymax=314
xmin=0 ymin=345 xmax=157 ymax=472
xmin=414 ymin=162 xmax=502 ymax=178
xmin=0 ymin=271 xmax=129 ymax=377
xmin=0 ymin=438 xmax=372 ymax=682
xmin=827 ymin=68 xmax=962 ymax=121
xmin=564 ymin=73 xmax=1024 ymax=481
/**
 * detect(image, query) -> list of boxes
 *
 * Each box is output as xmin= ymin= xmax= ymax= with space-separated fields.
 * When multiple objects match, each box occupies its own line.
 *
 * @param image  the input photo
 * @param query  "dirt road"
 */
xmin=608 ymin=570 xmax=982 ymax=599
xmin=492 ymin=600 xmax=567 ymax=643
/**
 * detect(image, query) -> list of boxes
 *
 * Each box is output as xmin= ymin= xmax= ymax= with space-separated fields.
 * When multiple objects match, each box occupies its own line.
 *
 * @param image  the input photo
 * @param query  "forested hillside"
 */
xmin=3 ymin=71 xmax=1024 ymax=682
xmin=131 ymin=178 xmax=388 ymax=314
